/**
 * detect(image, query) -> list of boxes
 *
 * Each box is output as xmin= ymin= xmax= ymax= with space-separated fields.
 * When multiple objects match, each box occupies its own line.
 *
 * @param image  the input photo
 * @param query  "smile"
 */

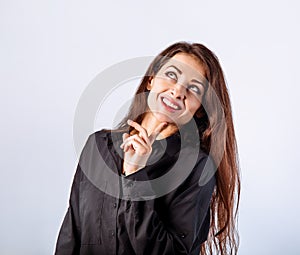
xmin=161 ymin=97 xmax=181 ymax=111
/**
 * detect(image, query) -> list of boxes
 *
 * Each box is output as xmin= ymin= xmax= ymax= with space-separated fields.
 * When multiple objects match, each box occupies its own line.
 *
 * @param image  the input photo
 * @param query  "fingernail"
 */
xmin=127 ymin=119 xmax=132 ymax=124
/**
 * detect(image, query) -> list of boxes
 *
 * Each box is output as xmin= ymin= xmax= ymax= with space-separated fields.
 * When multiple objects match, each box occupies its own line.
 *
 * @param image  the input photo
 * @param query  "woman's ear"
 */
xmin=147 ymin=78 xmax=153 ymax=90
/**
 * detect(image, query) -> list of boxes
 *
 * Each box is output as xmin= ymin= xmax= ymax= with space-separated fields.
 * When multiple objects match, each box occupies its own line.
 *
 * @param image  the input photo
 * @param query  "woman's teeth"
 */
xmin=162 ymin=97 xmax=179 ymax=110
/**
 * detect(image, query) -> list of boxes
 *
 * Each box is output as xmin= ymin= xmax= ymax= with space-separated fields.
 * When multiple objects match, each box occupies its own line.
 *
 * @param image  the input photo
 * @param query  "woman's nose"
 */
xmin=171 ymin=83 xmax=186 ymax=100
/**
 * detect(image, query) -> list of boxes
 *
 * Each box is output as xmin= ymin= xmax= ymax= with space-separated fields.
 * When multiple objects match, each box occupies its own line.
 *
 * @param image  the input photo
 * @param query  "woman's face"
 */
xmin=146 ymin=53 xmax=207 ymax=126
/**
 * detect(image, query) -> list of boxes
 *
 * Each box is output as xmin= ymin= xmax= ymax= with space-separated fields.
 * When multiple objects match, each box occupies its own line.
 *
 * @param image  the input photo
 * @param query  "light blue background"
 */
xmin=1 ymin=0 xmax=299 ymax=254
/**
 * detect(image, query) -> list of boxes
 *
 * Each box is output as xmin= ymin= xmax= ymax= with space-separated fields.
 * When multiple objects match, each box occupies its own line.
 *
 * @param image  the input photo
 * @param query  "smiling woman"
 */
xmin=145 ymin=53 xmax=206 ymax=133
xmin=55 ymin=41 xmax=241 ymax=255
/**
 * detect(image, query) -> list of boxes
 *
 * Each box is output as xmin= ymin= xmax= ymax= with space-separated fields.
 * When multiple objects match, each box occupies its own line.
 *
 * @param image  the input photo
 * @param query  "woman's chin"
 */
xmin=152 ymin=112 xmax=177 ymax=125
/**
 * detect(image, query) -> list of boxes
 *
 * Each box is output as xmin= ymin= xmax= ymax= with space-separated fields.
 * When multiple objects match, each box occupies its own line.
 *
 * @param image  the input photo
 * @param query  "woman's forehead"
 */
xmin=160 ymin=53 xmax=206 ymax=79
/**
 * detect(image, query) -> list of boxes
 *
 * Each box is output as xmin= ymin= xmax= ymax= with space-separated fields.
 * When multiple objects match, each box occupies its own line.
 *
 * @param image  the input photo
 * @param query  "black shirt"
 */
xmin=55 ymin=129 xmax=216 ymax=255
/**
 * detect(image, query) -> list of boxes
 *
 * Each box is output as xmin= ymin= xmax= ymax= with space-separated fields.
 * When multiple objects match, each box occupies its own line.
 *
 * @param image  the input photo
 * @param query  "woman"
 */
xmin=55 ymin=42 xmax=240 ymax=255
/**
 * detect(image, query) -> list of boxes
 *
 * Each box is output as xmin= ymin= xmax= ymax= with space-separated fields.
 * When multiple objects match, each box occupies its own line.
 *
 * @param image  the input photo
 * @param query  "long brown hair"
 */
xmin=115 ymin=42 xmax=241 ymax=255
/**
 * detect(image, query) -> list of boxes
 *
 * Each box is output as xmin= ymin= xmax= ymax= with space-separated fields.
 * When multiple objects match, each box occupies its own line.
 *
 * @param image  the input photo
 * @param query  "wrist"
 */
xmin=123 ymin=161 xmax=144 ymax=176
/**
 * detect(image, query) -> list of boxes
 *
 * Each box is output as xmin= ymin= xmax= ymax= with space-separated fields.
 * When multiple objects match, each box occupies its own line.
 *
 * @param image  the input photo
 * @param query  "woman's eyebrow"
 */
xmin=166 ymin=65 xmax=182 ymax=74
xmin=192 ymin=79 xmax=206 ymax=89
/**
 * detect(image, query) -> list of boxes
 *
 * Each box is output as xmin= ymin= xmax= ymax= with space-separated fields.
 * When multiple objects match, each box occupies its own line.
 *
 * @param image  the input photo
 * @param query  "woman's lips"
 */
xmin=160 ymin=96 xmax=182 ymax=112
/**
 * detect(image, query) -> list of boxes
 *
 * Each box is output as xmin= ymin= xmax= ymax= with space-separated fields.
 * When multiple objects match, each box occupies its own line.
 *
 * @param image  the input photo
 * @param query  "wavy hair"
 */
xmin=114 ymin=41 xmax=241 ymax=255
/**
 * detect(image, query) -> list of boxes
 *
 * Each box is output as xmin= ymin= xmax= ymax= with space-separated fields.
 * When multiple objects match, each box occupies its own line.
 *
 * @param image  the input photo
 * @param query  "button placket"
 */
xmin=179 ymin=233 xmax=186 ymax=238
xmin=110 ymin=230 xmax=115 ymax=238
xmin=127 ymin=180 xmax=134 ymax=188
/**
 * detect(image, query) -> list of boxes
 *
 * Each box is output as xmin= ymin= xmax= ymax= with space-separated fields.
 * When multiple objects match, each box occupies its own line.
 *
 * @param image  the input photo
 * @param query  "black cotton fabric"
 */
xmin=55 ymin=129 xmax=216 ymax=255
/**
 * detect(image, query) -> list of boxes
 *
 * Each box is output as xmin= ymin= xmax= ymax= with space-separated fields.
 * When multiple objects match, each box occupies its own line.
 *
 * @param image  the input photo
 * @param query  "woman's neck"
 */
xmin=140 ymin=112 xmax=179 ymax=140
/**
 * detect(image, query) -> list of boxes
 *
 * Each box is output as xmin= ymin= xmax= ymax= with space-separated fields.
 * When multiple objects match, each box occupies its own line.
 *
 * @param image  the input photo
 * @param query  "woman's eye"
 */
xmin=165 ymin=71 xmax=177 ymax=80
xmin=188 ymin=85 xmax=200 ymax=94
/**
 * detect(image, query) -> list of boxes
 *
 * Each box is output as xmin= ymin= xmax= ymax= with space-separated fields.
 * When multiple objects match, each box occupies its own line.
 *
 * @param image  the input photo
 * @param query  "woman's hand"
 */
xmin=120 ymin=119 xmax=167 ymax=176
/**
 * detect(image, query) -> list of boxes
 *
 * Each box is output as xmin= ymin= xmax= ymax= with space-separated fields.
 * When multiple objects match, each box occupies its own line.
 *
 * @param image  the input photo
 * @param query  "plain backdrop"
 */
xmin=1 ymin=0 xmax=299 ymax=254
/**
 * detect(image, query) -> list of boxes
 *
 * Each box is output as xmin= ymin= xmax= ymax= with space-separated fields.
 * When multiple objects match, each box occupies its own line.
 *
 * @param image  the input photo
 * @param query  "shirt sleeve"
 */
xmin=120 ymin=154 xmax=216 ymax=255
xmin=55 ymin=133 xmax=95 ymax=255
xmin=55 ymin=164 xmax=82 ymax=255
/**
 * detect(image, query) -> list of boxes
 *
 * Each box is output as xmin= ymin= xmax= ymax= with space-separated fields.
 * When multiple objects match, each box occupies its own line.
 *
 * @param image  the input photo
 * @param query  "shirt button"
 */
xmin=113 ymin=203 xmax=117 ymax=208
xmin=180 ymin=233 xmax=186 ymax=238
xmin=110 ymin=230 xmax=115 ymax=237
xmin=128 ymin=182 xmax=134 ymax=187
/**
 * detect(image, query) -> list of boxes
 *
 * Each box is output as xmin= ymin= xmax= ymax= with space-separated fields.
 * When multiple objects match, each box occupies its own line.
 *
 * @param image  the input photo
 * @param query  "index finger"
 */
xmin=127 ymin=119 xmax=150 ymax=143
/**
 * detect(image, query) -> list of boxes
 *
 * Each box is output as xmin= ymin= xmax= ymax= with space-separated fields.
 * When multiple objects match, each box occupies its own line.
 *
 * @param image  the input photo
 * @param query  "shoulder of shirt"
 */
xmin=79 ymin=129 xmax=112 ymax=152
xmin=87 ymin=128 xmax=116 ymax=139
xmin=180 ymin=147 xmax=216 ymax=187
xmin=84 ymin=129 xmax=124 ymax=149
